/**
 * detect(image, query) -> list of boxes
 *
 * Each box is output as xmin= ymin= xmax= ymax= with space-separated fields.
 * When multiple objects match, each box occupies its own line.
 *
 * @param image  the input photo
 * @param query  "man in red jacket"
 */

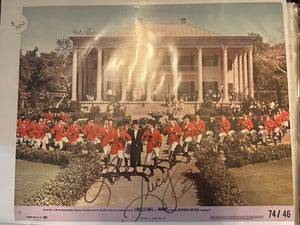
xmin=239 ymin=113 xmax=254 ymax=135
xmin=107 ymin=118 xmax=119 ymax=169
xmin=264 ymin=113 xmax=274 ymax=136
xmin=141 ymin=119 xmax=162 ymax=176
xmin=280 ymin=107 xmax=289 ymax=135
xmin=51 ymin=117 xmax=68 ymax=150
xmin=82 ymin=117 xmax=101 ymax=143
xmin=163 ymin=115 xmax=182 ymax=167
xmin=60 ymin=111 xmax=68 ymax=124
xmin=192 ymin=112 xmax=205 ymax=147
xmin=16 ymin=117 xmax=29 ymax=146
xmin=99 ymin=117 xmax=115 ymax=168
xmin=27 ymin=116 xmax=38 ymax=147
xmin=217 ymin=115 xmax=231 ymax=144
xmin=258 ymin=113 xmax=274 ymax=145
xmin=35 ymin=116 xmax=50 ymax=149
xmin=115 ymin=121 xmax=132 ymax=173
xmin=67 ymin=117 xmax=83 ymax=144
xmin=181 ymin=114 xmax=195 ymax=163
xmin=45 ymin=109 xmax=53 ymax=123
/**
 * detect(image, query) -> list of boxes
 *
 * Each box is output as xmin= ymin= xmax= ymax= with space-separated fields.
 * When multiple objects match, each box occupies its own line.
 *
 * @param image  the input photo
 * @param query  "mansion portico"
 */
xmin=70 ymin=18 xmax=254 ymax=109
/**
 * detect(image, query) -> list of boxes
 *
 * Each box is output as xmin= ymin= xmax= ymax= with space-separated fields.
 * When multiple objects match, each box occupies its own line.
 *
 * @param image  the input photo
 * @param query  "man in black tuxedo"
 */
xmin=128 ymin=119 xmax=144 ymax=175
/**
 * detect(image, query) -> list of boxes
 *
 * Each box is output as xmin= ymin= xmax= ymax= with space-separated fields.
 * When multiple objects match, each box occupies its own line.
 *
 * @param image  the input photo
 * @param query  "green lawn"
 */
xmin=229 ymin=158 xmax=293 ymax=205
xmin=15 ymin=159 xmax=61 ymax=205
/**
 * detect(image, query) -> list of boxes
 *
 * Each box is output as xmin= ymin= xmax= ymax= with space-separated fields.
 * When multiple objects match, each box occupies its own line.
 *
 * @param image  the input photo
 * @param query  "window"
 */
xmin=160 ymin=55 xmax=171 ymax=65
xmin=203 ymin=55 xmax=218 ymax=66
xmin=179 ymin=55 xmax=194 ymax=65
xmin=178 ymin=55 xmax=195 ymax=72
xmin=228 ymin=59 xmax=233 ymax=70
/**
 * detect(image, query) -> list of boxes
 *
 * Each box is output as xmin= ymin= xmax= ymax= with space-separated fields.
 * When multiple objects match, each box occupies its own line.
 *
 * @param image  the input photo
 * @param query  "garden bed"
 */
xmin=15 ymin=146 xmax=103 ymax=206
xmin=194 ymin=134 xmax=292 ymax=206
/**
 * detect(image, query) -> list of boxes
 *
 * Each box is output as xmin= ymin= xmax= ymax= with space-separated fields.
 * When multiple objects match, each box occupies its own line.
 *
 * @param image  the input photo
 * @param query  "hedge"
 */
xmin=16 ymin=146 xmax=103 ymax=206
xmin=195 ymin=150 xmax=247 ymax=206
xmin=194 ymin=133 xmax=292 ymax=206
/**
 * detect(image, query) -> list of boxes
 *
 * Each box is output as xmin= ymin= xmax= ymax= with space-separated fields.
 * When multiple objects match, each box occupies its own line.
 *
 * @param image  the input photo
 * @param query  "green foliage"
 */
xmin=195 ymin=150 xmax=247 ymax=206
xmin=198 ymin=97 xmax=217 ymax=116
xmin=90 ymin=105 xmax=101 ymax=117
xmin=250 ymin=33 xmax=288 ymax=104
xmin=19 ymin=39 xmax=73 ymax=108
xmin=68 ymin=101 xmax=82 ymax=112
xmin=194 ymin=133 xmax=291 ymax=205
xmin=221 ymin=134 xmax=291 ymax=168
xmin=16 ymin=145 xmax=103 ymax=206
xmin=16 ymin=147 xmax=71 ymax=167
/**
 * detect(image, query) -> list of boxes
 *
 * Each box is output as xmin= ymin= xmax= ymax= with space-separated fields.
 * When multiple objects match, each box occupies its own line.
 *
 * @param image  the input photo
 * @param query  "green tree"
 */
xmin=251 ymin=33 xmax=288 ymax=105
xmin=18 ymin=38 xmax=73 ymax=109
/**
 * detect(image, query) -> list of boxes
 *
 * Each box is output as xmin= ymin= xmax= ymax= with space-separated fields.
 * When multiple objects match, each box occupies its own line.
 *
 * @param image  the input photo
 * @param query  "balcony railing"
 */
xmin=153 ymin=65 xmax=198 ymax=73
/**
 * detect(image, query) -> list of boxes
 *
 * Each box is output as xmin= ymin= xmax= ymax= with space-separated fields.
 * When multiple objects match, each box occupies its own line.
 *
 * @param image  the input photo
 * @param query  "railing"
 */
xmin=153 ymin=65 xmax=198 ymax=72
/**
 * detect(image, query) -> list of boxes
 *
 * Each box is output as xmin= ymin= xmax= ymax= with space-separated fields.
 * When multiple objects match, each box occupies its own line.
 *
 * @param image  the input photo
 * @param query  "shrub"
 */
xmin=16 ymin=147 xmax=71 ymax=167
xmin=195 ymin=150 xmax=247 ymax=206
xmin=221 ymin=134 xmax=291 ymax=168
xmin=194 ymin=134 xmax=291 ymax=205
xmin=16 ymin=145 xmax=103 ymax=206
xmin=68 ymin=100 xmax=82 ymax=112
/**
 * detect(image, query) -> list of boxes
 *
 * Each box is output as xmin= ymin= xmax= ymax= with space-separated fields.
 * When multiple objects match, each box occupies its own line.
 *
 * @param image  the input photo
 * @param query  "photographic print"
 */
xmin=14 ymin=1 xmax=294 ymax=222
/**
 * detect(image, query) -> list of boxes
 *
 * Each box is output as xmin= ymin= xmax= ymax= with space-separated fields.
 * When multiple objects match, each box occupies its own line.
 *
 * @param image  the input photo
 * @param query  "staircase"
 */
xmin=124 ymin=102 xmax=196 ymax=121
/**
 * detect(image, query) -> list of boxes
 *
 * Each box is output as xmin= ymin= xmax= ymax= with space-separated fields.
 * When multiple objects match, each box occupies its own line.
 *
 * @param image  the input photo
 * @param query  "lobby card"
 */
xmin=9 ymin=0 xmax=296 ymax=223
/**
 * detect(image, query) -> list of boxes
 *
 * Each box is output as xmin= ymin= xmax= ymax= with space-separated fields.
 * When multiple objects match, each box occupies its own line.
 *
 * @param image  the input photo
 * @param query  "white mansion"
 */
xmin=70 ymin=18 xmax=254 ymax=110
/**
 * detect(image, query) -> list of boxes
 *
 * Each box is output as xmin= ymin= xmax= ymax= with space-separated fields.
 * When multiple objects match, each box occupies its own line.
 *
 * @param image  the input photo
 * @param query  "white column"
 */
xmin=121 ymin=73 xmax=127 ymax=102
xmin=78 ymin=52 xmax=83 ymax=101
xmin=243 ymin=51 xmax=248 ymax=98
xmin=83 ymin=59 xmax=88 ymax=98
xmin=146 ymin=72 xmax=152 ymax=103
xmin=222 ymin=47 xmax=229 ymax=103
xmin=248 ymin=47 xmax=254 ymax=99
xmin=172 ymin=48 xmax=178 ymax=100
xmin=71 ymin=48 xmax=78 ymax=101
xmin=96 ymin=48 xmax=102 ymax=101
xmin=234 ymin=54 xmax=239 ymax=91
xmin=197 ymin=47 xmax=203 ymax=103
xmin=239 ymin=53 xmax=243 ymax=93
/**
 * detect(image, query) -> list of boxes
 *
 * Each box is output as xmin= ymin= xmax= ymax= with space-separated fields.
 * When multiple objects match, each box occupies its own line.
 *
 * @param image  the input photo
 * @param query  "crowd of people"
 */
xmin=16 ymin=100 xmax=290 ymax=177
